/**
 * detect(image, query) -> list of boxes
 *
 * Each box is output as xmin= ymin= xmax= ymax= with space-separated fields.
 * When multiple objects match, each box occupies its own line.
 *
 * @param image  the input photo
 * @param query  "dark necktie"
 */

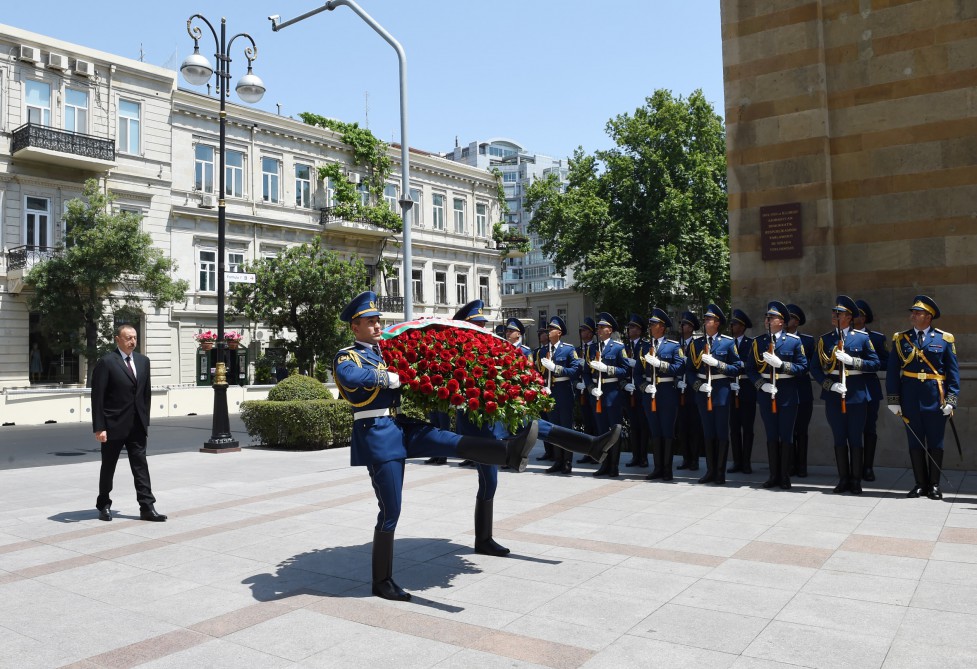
xmin=124 ymin=356 xmax=136 ymax=381
xmin=372 ymin=344 xmax=381 ymax=357
xmin=917 ymin=330 xmax=925 ymax=348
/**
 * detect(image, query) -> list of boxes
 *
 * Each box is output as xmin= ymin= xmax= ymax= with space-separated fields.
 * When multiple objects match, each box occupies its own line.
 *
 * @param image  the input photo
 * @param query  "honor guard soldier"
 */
xmin=505 ymin=317 xmax=533 ymax=360
xmin=745 ymin=301 xmax=808 ymax=490
xmin=853 ymin=299 xmax=888 ymax=481
xmin=728 ymin=309 xmax=757 ymax=473
xmin=641 ymin=308 xmax=686 ymax=480
xmin=811 ymin=295 xmax=881 ymax=495
xmin=333 ymin=291 xmax=539 ymax=600
xmin=576 ymin=317 xmax=600 ymax=463
xmin=785 ymin=305 xmax=815 ymax=477
xmin=534 ymin=326 xmax=555 ymax=461
xmin=623 ymin=314 xmax=651 ymax=468
xmin=589 ymin=313 xmax=629 ymax=477
xmin=886 ymin=295 xmax=960 ymax=500
xmin=676 ymin=311 xmax=704 ymax=471
xmin=537 ymin=316 xmax=584 ymax=474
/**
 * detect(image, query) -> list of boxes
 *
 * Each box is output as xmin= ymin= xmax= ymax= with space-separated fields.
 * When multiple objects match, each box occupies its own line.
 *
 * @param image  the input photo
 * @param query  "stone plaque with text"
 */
xmin=760 ymin=203 xmax=802 ymax=260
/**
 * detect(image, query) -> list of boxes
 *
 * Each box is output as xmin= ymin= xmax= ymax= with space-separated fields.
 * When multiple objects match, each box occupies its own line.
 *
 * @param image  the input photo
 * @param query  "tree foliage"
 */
xmin=25 ymin=179 xmax=188 ymax=384
xmin=227 ymin=238 xmax=368 ymax=374
xmin=525 ymin=89 xmax=728 ymax=316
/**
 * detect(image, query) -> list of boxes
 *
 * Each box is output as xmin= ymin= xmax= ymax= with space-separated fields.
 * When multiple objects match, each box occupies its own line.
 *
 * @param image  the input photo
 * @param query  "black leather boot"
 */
xmin=762 ymin=441 xmax=779 ymax=488
xmin=728 ymin=434 xmax=743 ymax=473
xmin=544 ymin=424 xmax=620 ymax=463
xmin=474 ymin=499 xmax=510 ymax=556
xmin=849 ymin=447 xmax=864 ymax=495
xmin=698 ymin=439 xmax=717 ymax=484
xmin=794 ymin=434 xmax=808 ymax=478
xmin=862 ymin=433 xmax=877 ymax=481
xmin=458 ymin=421 xmax=539 ymax=472
xmin=833 ymin=447 xmax=850 ymax=494
xmin=714 ymin=441 xmax=729 ymax=485
xmin=372 ymin=529 xmax=410 ymax=601
xmin=536 ymin=443 xmax=554 ymax=461
xmin=907 ymin=448 xmax=928 ymax=498
xmin=927 ymin=449 xmax=944 ymax=500
xmin=662 ymin=438 xmax=675 ymax=481
xmin=594 ymin=442 xmax=620 ymax=477
xmin=544 ymin=446 xmax=565 ymax=474
xmin=779 ymin=441 xmax=793 ymax=489
xmin=647 ymin=438 xmax=664 ymax=480
xmin=742 ymin=436 xmax=753 ymax=474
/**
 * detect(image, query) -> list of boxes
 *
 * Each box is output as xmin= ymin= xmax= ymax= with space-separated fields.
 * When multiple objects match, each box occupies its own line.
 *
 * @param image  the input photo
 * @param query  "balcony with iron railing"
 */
xmin=377 ymin=295 xmax=404 ymax=313
xmin=5 ymin=245 xmax=61 ymax=294
xmin=319 ymin=206 xmax=392 ymax=238
xmin=11 ymin=122 xmax=115 ymax=172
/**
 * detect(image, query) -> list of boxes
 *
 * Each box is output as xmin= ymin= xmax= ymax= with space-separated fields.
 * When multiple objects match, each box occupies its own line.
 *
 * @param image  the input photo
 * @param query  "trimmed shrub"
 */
xmin=240 ymin=396 xmax=352 ymax=450
xmin=267 ymin=373 xmax=330 ymax=401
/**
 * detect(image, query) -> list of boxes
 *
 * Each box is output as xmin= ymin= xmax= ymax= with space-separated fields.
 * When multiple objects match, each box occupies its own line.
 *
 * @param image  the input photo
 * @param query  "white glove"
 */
xmin=575 ymin=381 xmax=585 ymax=391
xmin=644 ymin=353 xmax=662 ymax=367
xmin=761 ymin=382 xmax=777 ymax=396
xmin=677 ymin=379 xmax=687 ymax=391
xmin=762 ymin=351 xmax=783 ymax=369
xmin=624 ymin=357 xmax=637 ymax=368
xmin=942 ymin=403 xmax=954 ymax=416
xmin=541 ymin=357 xmax=556 ymax=372
xmin=645 ymin=383 xmax=656 ymax=395
xmin=700 ymin=353 xmax=720 ymax=368
xmin=830 ymin=382 xmax=846 ymax=395
xmin=888 ymin=404 xmax=901 ymax=416
xmin=386 ymin=371 xmax=401 ymax=389
xmin=624 ymin=383 xmax=635 ymax=393
xmin=589 ymin=360 xmax=609 ymax=373
xmin=730 ymin=382 xmax=740 ymax=392
xmin=835 ymin=350 xmax=855 ymax=366
xmin=591 ymin=387 xmax=603 ymax=398
xmin=541 ymin=386 xmax=552 ymax=396
xmin=698 ymin=382 xmax=713 ymax=394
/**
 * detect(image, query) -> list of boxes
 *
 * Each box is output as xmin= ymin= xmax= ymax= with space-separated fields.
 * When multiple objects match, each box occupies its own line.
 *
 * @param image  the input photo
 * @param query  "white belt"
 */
xmin=601 ymin=378 xmax=619 ymax=383
xmin=353 ymin=408 xmax=395 ymax=420
xmin=646 ymin=377 xmax=676 ymax=383
xmin=697 ymin=374 xmax=732 ymax=381
xmin=551 ymin=377 xmax=570 ymax=383
xmin=830 ymin=369 xmax=863 ymax=376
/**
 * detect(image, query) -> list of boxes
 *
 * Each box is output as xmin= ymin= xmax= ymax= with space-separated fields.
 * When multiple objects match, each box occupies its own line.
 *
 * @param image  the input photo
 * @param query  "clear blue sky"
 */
xmin=4 ymin=1 xmax=724 ymax=159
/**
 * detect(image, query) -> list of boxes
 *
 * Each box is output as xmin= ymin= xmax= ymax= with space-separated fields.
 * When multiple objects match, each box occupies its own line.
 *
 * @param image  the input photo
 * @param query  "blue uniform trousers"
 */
xmin=590 ymin=386 xmax=623 ymax=433
xmin=824 ymin=397 xmax=867 ymax=448
xmin=457 ymin=411 xmax=506 ymax=501
xmin=644 ymin=382 xmax=679 ymax=439
xmin=694 ymin=382 xmax=732 ymax=440
xmin=865 ymin=399 xmax=880 ymax=437
xmin=730 ymin=383 xmax=757 ymax=444
xmin=757 ymin=394 xmax=798 ymax=444
xmin=901 ymin=405 xmax=947 ymax=452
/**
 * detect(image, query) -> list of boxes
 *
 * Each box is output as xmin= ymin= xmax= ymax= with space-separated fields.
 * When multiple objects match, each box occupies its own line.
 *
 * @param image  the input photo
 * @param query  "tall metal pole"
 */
xmin=272 ymin=1 xmax=413 ymax=319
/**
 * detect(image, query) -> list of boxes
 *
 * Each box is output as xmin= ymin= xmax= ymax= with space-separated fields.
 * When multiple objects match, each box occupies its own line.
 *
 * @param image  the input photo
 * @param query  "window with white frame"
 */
xmin=227 ymin=251 xmax=245 ymax=273
xmin=194 ymin=144 xmax=215 ymax=193
xmin=64 ymin=88 xmax=88 ymax=133
xmin=325 ymin=178 xmax=335 ymax=208
xmin=410 ymin=188 xmax=422 ymax=227
xmin=357 ymin=181 xmax=370 ymax=206
xmin=412 ymin=269 xmax=423 ymax=303
xmin=117 ymin=99 xmax=140 ymax=154
xmin=25 ymin=80 xmax=51 ymax=126
xmin=262 ymin=157 xmax=281 ymax=203
xmin=453 ymin=198 xmax=466 ymax=234
xmin=295 ymin=163 xmax=312 ymax=208
xmin=199 ymin=249 xmax=217 ymax=292
xmin=502 ymin=171 xmax=517 ymax=183
xmin=432 ymin=193 xmax=445 ymax=230
xmin=476 ymin=203 xmax=488 ymax=237
xmin=25 ymin=196 xmax=51 ymax=247
xmin=455 ymin=273 xmax=467 ymax=305
xmin=538 ymin=309 xmax=548 ymax=326
xmin=479 ymin=275 xmax=490 ymax=303
xmin=384 ymin=184 xmax=398 ymax=212
xmin=225 ymin=149 xmax=245 ymax=198
xmin=435 ymin=271 xmax=447 ymax=304
xmin=385 ymin=266 xmax=401 ymax=298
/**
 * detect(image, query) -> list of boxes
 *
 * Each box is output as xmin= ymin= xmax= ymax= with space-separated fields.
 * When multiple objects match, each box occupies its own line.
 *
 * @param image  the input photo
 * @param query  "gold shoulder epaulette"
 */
xmin=892 ymin=331 xmax=902 ymax=342
xmin=940 ymin=330 xmax=954 ymax=343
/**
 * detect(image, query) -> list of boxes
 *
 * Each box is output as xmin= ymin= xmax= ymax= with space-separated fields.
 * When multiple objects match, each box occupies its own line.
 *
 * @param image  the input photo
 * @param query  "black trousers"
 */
xmin=97 ymin=422 xmax=155 ymax=509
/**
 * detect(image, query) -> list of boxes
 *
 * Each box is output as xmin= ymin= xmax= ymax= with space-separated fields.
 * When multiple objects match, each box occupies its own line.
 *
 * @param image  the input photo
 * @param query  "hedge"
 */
xmin=240 ymin=397 xmax=352 ymax=450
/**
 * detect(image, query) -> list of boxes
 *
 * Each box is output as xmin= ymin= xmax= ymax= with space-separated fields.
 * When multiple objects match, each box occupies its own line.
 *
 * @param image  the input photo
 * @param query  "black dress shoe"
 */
xmin=97 ymin=506 xmax=112 ymax=522
xmin=928 ymin=486 xmax=943 ymax=500
xmin=544 ymin=463 xmax=563 ymax=474
xmin=139 ymin=506 xmax=167 ymax=522
xmin=907 ymin=486 xmax=926 ymax=498
xmin=459 ymin=460 xmax=475 ymax=467
xmin=862 ymin=467 xmax=876 ymax=482
xmin=424 ymin=457 xmax=447 ymax=465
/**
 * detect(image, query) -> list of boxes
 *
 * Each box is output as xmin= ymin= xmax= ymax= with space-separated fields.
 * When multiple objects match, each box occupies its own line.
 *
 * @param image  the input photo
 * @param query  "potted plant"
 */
xmin=195 ymin=330 xmax=218 ymax=351
xmin=224 ymin=331 xmax=243 ymax=350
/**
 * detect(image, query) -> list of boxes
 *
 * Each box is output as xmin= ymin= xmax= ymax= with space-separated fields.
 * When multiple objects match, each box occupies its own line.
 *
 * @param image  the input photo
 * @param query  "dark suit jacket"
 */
xmin=91 ymin=349 xmax=151 ymax=440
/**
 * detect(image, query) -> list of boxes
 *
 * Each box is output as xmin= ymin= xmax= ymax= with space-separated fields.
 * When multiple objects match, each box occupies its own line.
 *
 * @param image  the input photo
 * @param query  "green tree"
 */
xmin=25 ymin=179 xmax=188 ymax=385
xmin=525 ymin=89 xmax=728 ymax=316
xmin=227 ymin=237 xmax=369 ymax=374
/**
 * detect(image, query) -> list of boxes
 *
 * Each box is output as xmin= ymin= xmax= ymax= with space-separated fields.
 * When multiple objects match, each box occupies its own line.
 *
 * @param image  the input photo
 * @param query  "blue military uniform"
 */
xmin=533 ymin=326 xmax=555 ymax=461
xmin=676 ymin=311 xmax=704 ymax=471
xmin=728 ymin=309 xmax=757 ymax=474
xmin=575 ymin=317 xmax=599 ymax=462
xmin=536 ymin=316 xmax=583 ymax=473
xmin=623 ymin=314 xmax=650 ymax=469
xmin=641 ymin=307 xmax=686 ymax=481
xmin=745 ymin=301 xmax=808 ymax=490
xmin=886 ymin=295 xmax=960 ymax=500
xmin=786 ymin=304 xmax=815 ymax=478
xmin=685 ymin=304 xmax=744 ymax=484
xmin=590 ymin=312 xmax=629 ymax=477
xmin=810 ymin=295 xmax=881 ymax=494
xmin=854 ymin=299 xmax=888 ymax=481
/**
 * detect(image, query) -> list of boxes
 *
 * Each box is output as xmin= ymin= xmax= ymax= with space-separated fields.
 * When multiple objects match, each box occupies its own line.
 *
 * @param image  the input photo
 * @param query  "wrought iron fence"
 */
xmin=377 ymin=296 xmax=404 ymax=312
xmin=11 ymin=122 xmax=115 ymax=162
xmin=7 ymin=245 xmax=60 ymax=271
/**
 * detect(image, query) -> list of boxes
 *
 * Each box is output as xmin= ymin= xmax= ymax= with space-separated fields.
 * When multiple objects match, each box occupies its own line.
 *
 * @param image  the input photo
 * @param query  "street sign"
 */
xmin=225 ymin=272 xmax=256 ymax=284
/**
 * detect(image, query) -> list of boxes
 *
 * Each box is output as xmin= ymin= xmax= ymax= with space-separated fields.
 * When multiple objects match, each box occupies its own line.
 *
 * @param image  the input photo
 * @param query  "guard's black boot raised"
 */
xmin=474 ymin=498 xmax=510 ymax=556
xmin=662 ymin=438 xmax=675 ymax=481
xmin=833 ymin=447 xmax=850 ymax=494
xmin=714 ymin=441 xmax=730 ymax=485
xmin=761 ymin=441 xmax=780 ymax=488
xmin=927 ymin=449 xmax=944 ymax=500
xmin=372 ymin=529 xmax=410 ymax=601
xmin=647 ymin=438 xmax=664 ymax=480
xmin=544 ymin=423 xmax=620 ymax=463
xmin=698 ymin=439 xmax=717 ymax=484
xmin=458 ymin=421 xmax=539 ymax=472
xmin=907 ymin=448 xmax=928 ymax=498
xmin=862 ymin=433 xmax=877 ymax=481
xmin=849 ymin=447 xmax=864 ymax=495
xmin=779 ymin=441 xmax=793 ymax=490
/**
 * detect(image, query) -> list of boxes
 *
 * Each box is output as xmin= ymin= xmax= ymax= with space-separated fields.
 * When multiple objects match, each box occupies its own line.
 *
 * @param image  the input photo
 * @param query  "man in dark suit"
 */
xmin=91 ymin=323 xmax=166 ymax=522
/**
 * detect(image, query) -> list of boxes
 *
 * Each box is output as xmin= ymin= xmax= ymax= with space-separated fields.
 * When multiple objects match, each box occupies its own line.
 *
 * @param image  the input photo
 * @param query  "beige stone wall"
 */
xmin=722 ymin=0 xmax=976 ymax=468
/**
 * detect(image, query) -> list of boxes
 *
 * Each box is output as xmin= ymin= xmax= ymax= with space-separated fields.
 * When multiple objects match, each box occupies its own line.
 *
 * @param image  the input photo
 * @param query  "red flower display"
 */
xmin=380 ymin=325 xmax=554 ymax=433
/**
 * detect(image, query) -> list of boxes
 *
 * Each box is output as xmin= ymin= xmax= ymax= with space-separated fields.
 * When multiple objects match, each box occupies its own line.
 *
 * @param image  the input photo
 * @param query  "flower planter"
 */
xmin=200 ymin=341 xmax=215 ymax=351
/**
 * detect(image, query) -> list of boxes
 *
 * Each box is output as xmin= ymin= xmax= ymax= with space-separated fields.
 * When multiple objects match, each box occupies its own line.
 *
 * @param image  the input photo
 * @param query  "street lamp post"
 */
xmin=270 ymin=1 xmax=415 ymax=319
xmin=181 ymin=15 xmax=265 ymax=453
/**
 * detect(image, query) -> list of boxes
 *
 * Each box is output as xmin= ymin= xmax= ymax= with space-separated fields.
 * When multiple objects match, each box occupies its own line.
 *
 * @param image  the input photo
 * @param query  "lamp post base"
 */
xmin=201 ymin=380 xmax=240 ymax=453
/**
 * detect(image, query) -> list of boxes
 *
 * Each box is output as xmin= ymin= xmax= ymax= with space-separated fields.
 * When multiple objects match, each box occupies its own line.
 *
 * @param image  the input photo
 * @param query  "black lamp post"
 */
xmin=181 ymin=15 xmax=265 ymax=453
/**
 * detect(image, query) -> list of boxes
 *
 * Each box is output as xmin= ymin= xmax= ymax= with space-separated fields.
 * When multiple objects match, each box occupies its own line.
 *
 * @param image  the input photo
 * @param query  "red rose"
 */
xmin=409 ymin=380 xmax=420 ymax=391
xmin=431 ymin=374 xmax=444 ymax=386
xmin=450 ymin=393 xmax=465 ymax=406
xmin=468 ymin=398 xmax=480 ymax=411
xmin=405 ymin=350 xmax=418 ymax=363
xmin=465 ymin=387 xmax=480 ymax=399
xmin=437 ymin=387 xmax=450 ymax=400
xmin=485 ymin=401 xmax=498 ymax=414
xmin=524 ymin=390 xmax=537 ymax=403
xmin=483 ymin=390 xmax=496 ymax=402
xmin=453 ymin=368 xmax=467 ymax=381
xmin=472 ymin=366 xmax=484 ymax=378
xmin=447 ymin=379 xmax=460 ymax=393
xmin=485 ymin=379 xmax=496 ymax=391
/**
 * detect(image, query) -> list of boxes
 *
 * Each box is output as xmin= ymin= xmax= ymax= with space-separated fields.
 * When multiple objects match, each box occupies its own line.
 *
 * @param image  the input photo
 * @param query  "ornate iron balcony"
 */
xmin=501 ymin=307 xmax=531 ymax=319
xmin=11 ymin=123 xmax=115 ymax=169
xmin=377 ymin=296 xmax=404 ymax=312
xmin=320 ymin=206 xmax=372 ymax=226
xmin=7 ymin=245 xmax=61 ymax=271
